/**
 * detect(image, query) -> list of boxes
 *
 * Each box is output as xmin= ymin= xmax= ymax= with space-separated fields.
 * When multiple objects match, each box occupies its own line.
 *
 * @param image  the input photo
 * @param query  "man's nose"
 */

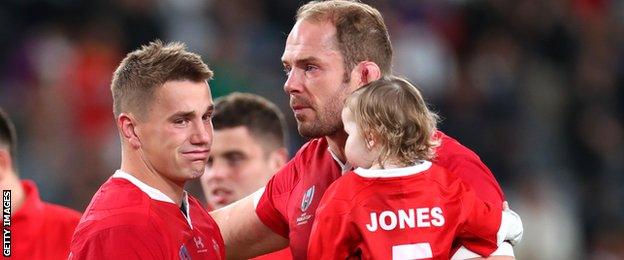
xmin=284 ymin=69 xmax=303 ymax=94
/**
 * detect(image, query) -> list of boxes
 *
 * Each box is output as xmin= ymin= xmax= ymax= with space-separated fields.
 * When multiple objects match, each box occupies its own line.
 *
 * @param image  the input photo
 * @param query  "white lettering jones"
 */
xmin=366 ymin=207 xmax=445 ymax=232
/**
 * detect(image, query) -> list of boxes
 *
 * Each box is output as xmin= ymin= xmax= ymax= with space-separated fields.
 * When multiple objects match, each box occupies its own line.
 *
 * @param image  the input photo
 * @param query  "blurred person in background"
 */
xmin=202 ymin=92 xmax=288 ymax=210
xmin=0 ymin=107 xmax=81 ymax=260
xmin=201 ymin=92 xmax=291 ymax=259
xmin=211 ymin=1 xmax=519 ymax=259
xmin=69 ymin=41 xmax=224 ymax=259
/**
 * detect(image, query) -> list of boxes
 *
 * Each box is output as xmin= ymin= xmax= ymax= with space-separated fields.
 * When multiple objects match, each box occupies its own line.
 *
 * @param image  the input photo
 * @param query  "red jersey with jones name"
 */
xmin=69 ymin=171 xmax=225 ymax=260
xmin=308 ymin=162 xmax=501 ymax=259
xmin=255 ymin=131 xmax=505 ymax=259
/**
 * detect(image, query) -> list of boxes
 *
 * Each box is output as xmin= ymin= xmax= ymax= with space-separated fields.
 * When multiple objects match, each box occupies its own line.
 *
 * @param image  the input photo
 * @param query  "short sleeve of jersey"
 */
xmin=255 ymin=156 xmax=299 ymax=238
xmin=435 ymin=131 xmax=505 ymax=205
xmin=456 ymin=183 xmax=502 ymax=257
xmin=69 ymin=225 xmax=166 ymax=260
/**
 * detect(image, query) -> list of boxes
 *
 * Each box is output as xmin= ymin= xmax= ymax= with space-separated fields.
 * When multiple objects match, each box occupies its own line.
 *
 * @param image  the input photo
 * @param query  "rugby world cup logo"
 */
xmin=300 ymin=186 xmax=315 ymax=212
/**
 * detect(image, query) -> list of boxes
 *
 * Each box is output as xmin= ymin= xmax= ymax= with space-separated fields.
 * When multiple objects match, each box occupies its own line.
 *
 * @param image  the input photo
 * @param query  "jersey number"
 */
xmin=392 ymin=243 xmax=432 ymax=260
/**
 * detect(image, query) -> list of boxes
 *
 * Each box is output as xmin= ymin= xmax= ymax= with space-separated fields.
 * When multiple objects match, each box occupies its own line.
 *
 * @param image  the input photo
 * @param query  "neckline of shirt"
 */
xmin=353 ymin=160 xmax=432 ymax=178
xmin=112 ymin=170 xmax=193 ymax=228
xmin=327 ymin=146 xmax=352 ymax=174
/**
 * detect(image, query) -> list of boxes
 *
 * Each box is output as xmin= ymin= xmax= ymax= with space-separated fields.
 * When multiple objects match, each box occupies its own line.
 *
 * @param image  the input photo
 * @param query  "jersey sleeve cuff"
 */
xmin=254 ymin=187 xmax=290 ymax=239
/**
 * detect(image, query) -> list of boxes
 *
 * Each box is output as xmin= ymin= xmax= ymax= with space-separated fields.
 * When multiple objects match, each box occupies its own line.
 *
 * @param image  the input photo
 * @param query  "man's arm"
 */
xmin=210 ymin=190 xmax=288 ymax=260
xmin=452 ymin=201 xmax=522 ymax=260
xmin=436 ymin=132 xmax=518 ymax=259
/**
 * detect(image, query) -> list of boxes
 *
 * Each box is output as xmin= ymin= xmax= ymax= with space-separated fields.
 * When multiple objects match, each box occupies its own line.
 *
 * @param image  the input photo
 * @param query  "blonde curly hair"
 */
xmin=345 ymin=76 xmax=440 ymax=168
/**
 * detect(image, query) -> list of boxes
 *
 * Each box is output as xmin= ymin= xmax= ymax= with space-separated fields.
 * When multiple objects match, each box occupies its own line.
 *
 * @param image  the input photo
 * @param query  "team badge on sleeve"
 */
xmin=301 ymin=186 xmax=315 ymax=212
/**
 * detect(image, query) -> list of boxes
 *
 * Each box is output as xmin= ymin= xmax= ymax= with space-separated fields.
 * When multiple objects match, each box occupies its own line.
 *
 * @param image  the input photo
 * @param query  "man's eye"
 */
xmin=227 ymin=155 xmax=245 ymax=167
xmin=174 ymin=119 xmax=189 ymax=126
xmin=305 ymin=65 xmax=317 ymax=72
xmin=283 ymin=67 xmax=291 ymax=76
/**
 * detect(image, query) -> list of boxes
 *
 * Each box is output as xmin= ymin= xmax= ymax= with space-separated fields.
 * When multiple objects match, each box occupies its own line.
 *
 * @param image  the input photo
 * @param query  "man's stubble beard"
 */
xmin=297 ymin=87 xmax=349 ymax=139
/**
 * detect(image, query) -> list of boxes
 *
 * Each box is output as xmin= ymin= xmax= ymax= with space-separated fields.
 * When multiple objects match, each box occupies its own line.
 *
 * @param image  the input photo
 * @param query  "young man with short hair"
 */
xmin=201 ymin=92 xmax=288 ymax=210
xmin=201 ymin=92 xmax=292 ymax=259
xmin=69 ymin=41 xmax=224 ymax=259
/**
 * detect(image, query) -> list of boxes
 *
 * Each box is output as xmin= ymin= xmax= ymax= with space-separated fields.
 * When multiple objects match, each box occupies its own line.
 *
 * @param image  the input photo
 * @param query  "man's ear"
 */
xmin=268 ymin=147 xmax=288 ymax=173
xmin=0 ymin=149 xmax=12 ymax=179
xmin=352 ymin=61 xmax=382 ymax=87
xmin=118 ymin=113 xmax=141 ymax=149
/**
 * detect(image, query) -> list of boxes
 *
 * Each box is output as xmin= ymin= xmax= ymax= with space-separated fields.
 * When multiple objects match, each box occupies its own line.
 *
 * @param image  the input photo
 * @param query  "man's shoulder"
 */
xmin=86 ymin=177 xmax=150 ymax=211
xmin=276 ymin=137 xmax=337 ymax=182
xmin=294 ymin=137 xmax=331 ymax=162
xmin=424 ymin=163 xmax=462 ymax=185
xmin=433 ymin=131 xmax=505 ymax=204
xmin=69 ymin=220 xmax=167 ymax=259
xmin=75 ymin=178 xmax=152 ymax=234
xmin=434 ymin=131 xmax=481 ymax=164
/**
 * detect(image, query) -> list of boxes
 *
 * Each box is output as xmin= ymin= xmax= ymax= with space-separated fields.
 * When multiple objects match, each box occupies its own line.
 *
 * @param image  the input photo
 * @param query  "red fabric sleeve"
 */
xmin=451 ymin=156 xmax=505 ymax=205
xmin=435 ymin=131 xmax=505 ymax=205
xmin=456 ymin=183 xmax=502 ymax=257
xmin=255 ymin=157 xmax=299 ymax=238
xmin=69 ymin=225 xmax=166 ymax=260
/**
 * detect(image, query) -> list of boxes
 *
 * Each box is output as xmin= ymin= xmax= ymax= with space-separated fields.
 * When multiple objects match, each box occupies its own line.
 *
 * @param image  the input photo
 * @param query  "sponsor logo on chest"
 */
xmin=179 ymin=235 xmax=219 ymax=258
xmin=194 ymin=236 xmax=208 ymax=253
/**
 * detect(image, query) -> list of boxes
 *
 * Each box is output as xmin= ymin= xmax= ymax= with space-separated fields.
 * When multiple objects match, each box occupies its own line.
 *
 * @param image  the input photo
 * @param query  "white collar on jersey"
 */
xmin=327 ymin=147 xmax=353 ymax=174
xmin=353 ymin=160 xmax=432 ymax=178
xmin=112 ymin=170 xmax=193 ymax=228
xmin=113 ymin=170 xmax=185 ymax=204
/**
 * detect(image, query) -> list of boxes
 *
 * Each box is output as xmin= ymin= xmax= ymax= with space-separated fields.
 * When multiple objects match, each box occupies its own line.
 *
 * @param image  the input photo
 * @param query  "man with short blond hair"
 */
xmin=70 ymin=41 xmax=224 ymax=259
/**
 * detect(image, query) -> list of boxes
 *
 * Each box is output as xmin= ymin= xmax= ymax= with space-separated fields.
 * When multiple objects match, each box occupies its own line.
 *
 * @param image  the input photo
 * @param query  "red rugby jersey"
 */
xmin=69 ymin=171 xmax=224 ymax=260
xmin=250 ymin=248 xmax=293 ymax=260
xmin=255 ymin=131 xmax=505 ymax=259
xmin=308 ymin=162 xmax=501 ymax=259
xmin=8 ymin=180 xmax=81 ymax=260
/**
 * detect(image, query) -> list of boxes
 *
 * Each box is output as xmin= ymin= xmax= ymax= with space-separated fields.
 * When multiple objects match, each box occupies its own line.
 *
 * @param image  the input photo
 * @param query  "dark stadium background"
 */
xmin=0 ymin=0 xmax=622 ymax=258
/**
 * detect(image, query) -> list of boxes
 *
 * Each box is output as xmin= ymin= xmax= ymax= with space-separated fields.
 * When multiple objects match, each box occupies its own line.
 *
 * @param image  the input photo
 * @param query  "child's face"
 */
xmin=342 ymin=107 xmax=378 ymax=169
